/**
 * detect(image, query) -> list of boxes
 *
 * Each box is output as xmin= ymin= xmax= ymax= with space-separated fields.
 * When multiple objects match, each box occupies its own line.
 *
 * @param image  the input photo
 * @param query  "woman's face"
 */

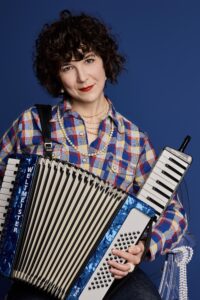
xmin=58 ymin=52 xmax=106 ymax=105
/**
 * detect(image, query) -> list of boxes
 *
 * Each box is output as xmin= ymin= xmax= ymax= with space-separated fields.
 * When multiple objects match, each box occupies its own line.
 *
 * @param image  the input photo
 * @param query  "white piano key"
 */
xmin=5 ymin=170 xmax=16 ymax=177
xmin=0 ymin=206 xmax=7 ymax=214
xmin=0 ymin=204 xmax=8 ymax=213
xmin=137 ymin=193 xmax=163 ymax=215
xmin=159 ymin=156 xmax=185 ymax=175
xmin=145 ymin=178 xmax=173 ymax=197
xmin=156 ymin=161 xmax=181 ymax=181
xmin=7 ymin=158 xmax=20 ymax=165
xmin=149 ymin=172 xmax=176 ymax=190
xmin=0 ymin=199 xmax=9 ymax=206
xmin=139 ymin=187 xmax=167 ymax=208
xmin=2 ymin=176 xmax=15 ymax=183
xmin=6 ymin=164 xmax=19 ymax=172
xmin=0 ymin=194 xmax=10 ymax=201
xmin=141 ymin=184 xmax=169 ymax=205
xmin=0 ymin=197 xmax=9 ymax=204
xmin=153 ymin=166 xmax=179 ymax=187
xmin=0 ymin=220 xmax=5 ymax=232
xmin=0 ymin=212 xmax=5 ymax=219
xmin=0 ymin=218 xmax=5 ymax=224
xmin=2 ymin=182 xmax=14 ymax=189
xmin=162 ymin=150 xmax=189 ymax=168
xmin=144 ymin=183 xmax=170 ymax=204
xmin=0 ymin=188 xmax=12 ymax=196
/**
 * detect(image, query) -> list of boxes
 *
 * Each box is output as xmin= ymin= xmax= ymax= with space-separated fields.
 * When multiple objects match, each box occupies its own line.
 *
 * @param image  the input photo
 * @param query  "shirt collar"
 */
xmin=107 ymin=98 xmax=125 ymax=134
xmin=51 ymin=99 xmax=76 ymax=122
xmin=51 ymin=98 xmax=125 ymax=134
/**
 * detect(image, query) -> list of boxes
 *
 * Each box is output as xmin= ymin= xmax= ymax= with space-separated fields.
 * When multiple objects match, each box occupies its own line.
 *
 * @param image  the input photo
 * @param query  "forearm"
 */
xmin=147 ymin=196 xmax=187 ymax=261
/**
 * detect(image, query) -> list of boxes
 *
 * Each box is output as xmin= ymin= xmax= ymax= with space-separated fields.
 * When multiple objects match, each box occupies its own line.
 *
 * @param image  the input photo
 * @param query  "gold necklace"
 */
xmin=85 ymin=124 xmax=99 ymax=130
xmin=83 ymin=119 xmax=104 ymax=125
xmin=57 ymin=107 xmax=114 ymax=157
xmin=86 ymin=130 xmax=99 ymax=136
xmin=78 ymin=101 xmax=108 ymax=118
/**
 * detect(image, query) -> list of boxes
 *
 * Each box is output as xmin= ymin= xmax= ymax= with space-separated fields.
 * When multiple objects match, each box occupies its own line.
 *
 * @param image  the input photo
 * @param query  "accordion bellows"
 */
xmin=0 ymin=155 xmax=154 ymax=299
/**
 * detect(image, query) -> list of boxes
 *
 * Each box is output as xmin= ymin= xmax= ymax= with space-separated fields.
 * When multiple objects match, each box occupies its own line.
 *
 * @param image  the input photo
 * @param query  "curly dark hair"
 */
xmin=34 ymin=10 xmax=126 ymax=97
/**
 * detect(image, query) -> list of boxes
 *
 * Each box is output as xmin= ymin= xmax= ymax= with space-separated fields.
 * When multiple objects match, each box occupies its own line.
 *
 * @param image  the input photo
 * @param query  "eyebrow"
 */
xmin=70 ymin=52 xmax=95 ymax=62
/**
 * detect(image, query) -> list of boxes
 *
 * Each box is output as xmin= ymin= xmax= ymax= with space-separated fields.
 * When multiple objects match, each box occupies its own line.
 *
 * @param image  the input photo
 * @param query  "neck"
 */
xmin=71 ymin=97 xmax=107 ymax=118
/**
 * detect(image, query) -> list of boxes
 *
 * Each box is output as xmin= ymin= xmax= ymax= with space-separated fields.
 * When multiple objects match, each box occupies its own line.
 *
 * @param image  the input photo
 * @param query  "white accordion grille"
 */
xmin=13 ymin=158 xmax=126 ymax=299
xmin=88 ymin=230 xmax=141 ymax=290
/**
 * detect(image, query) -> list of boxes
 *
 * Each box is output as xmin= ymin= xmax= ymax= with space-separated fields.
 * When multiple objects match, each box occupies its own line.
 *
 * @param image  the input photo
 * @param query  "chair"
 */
xmin=158 ymin=232 xmax=195 ymax=300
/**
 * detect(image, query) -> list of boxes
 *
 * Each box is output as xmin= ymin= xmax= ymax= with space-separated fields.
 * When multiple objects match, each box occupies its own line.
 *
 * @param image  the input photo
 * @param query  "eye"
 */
xmin=85 ymin=57 xmax=95 ymax=64
xmin=60 ymin=65 xmax=74 ymax=72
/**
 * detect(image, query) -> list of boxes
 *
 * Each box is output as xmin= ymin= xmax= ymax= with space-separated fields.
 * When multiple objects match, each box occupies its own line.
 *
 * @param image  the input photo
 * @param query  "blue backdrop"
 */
xmin=0 ymin=1 xmax=199 ymax=299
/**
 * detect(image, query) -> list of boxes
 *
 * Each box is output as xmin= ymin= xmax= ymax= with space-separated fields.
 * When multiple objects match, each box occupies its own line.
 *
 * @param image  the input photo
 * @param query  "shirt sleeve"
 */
xmin=134 ymin=134 xmax=188 ymax=261
xmin=0 ymin=118 xmax=21 ymax=180
xmin=0 ymin=107 xmax=43 ymax=182
xmin=148 ymin=195 xmax=187 ymax=261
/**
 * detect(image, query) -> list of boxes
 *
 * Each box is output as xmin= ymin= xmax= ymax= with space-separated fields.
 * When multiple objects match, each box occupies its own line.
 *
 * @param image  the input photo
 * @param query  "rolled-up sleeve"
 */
xmin=149 ymin=196 xmax=187 ymax=261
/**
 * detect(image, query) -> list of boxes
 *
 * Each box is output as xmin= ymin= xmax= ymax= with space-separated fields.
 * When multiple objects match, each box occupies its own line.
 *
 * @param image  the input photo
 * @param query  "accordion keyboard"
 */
xmin=137 ymin=147 xmax=192 ymax=221
xmin=0 ymin=158 xmax=20 ymax=238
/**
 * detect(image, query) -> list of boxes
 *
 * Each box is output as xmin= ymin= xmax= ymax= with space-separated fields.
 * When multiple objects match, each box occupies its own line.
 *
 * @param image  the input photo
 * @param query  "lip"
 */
xmin=79 ymin=85 xmax=94 ymax=92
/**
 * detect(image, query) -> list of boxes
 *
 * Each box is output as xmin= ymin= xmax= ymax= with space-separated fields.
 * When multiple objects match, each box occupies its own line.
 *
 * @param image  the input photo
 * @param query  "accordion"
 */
xmin=0 ymin=141 xmax=192 ymax=300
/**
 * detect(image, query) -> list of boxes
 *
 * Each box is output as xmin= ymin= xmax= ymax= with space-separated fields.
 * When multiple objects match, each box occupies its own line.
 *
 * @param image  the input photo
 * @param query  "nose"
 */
xmin=76 ymin=66 xmax=88 ymax=83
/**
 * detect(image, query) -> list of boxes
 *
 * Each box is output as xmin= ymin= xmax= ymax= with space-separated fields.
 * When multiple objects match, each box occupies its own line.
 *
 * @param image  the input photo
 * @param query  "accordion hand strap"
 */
xmin=141 ymin=216 xmax=155 ymax=261
xmin=35 ymin=104 xmax=52 ymax=158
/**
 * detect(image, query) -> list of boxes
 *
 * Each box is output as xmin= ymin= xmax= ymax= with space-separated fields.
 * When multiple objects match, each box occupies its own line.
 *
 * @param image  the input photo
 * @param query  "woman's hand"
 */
xmin=107 ymin=241 xmax=145 ymax=279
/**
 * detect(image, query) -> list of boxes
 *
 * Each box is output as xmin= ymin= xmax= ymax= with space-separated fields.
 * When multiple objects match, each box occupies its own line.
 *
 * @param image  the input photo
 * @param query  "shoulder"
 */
xmin=16 ymin=105 xmax=39 ymax=122
xmin=16 ymin=103 xmax=57 ymax=130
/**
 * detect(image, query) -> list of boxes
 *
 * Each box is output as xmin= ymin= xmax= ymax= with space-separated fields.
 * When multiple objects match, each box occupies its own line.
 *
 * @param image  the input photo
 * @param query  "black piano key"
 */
xmin=147 ymin=196 xmax=165 ymax=209
xmin=156 ymin=180 xmax=174 ymax=193
xmin=168 ymin=157 xmax=187 ymax=170
xmin=152 ymin=187 xmax=170 ymax=199
xmin=161 ymin=170 xmax=179 ymax=183
xmin=165 ymin=164 xmax=183 ymax=177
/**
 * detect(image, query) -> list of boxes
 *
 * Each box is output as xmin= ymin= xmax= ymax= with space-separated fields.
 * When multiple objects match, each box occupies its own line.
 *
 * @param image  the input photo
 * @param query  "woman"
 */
xmin=0 ymin=10 xmax=187 ymax=300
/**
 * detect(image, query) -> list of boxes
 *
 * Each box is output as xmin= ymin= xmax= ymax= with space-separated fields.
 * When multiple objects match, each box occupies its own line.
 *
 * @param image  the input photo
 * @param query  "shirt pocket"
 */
xmin=107 ymin=156 xmax=136 ymax=192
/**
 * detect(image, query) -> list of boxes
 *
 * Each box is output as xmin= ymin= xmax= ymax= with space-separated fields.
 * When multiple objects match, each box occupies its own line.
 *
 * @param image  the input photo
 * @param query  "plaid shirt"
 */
xmin=0 ymin=99 xmax=187 ymax=260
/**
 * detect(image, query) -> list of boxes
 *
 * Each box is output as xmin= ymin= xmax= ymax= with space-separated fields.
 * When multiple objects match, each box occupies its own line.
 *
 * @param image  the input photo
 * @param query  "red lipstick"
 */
xmin=79 ymin=85 xmax=94 ymax=92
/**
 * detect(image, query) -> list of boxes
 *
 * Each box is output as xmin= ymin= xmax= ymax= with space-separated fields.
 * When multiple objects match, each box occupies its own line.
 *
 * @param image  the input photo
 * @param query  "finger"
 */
xmin=128 ymin=242 xmax=144 ymax=254
xmin=109 ymin=267 xmax=128 ymax=277
xmin=112 ymin=248 xmax=142 ymax=265
xmin=108 ymin=260 xmax=130 ymax=272
xmin=112 ymin=249 xmax=135 ymax=261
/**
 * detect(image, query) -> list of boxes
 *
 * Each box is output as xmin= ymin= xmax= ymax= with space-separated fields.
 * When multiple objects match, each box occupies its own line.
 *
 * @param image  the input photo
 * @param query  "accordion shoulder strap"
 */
xmin=35 ymin=104 xmax=52 ymax=158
